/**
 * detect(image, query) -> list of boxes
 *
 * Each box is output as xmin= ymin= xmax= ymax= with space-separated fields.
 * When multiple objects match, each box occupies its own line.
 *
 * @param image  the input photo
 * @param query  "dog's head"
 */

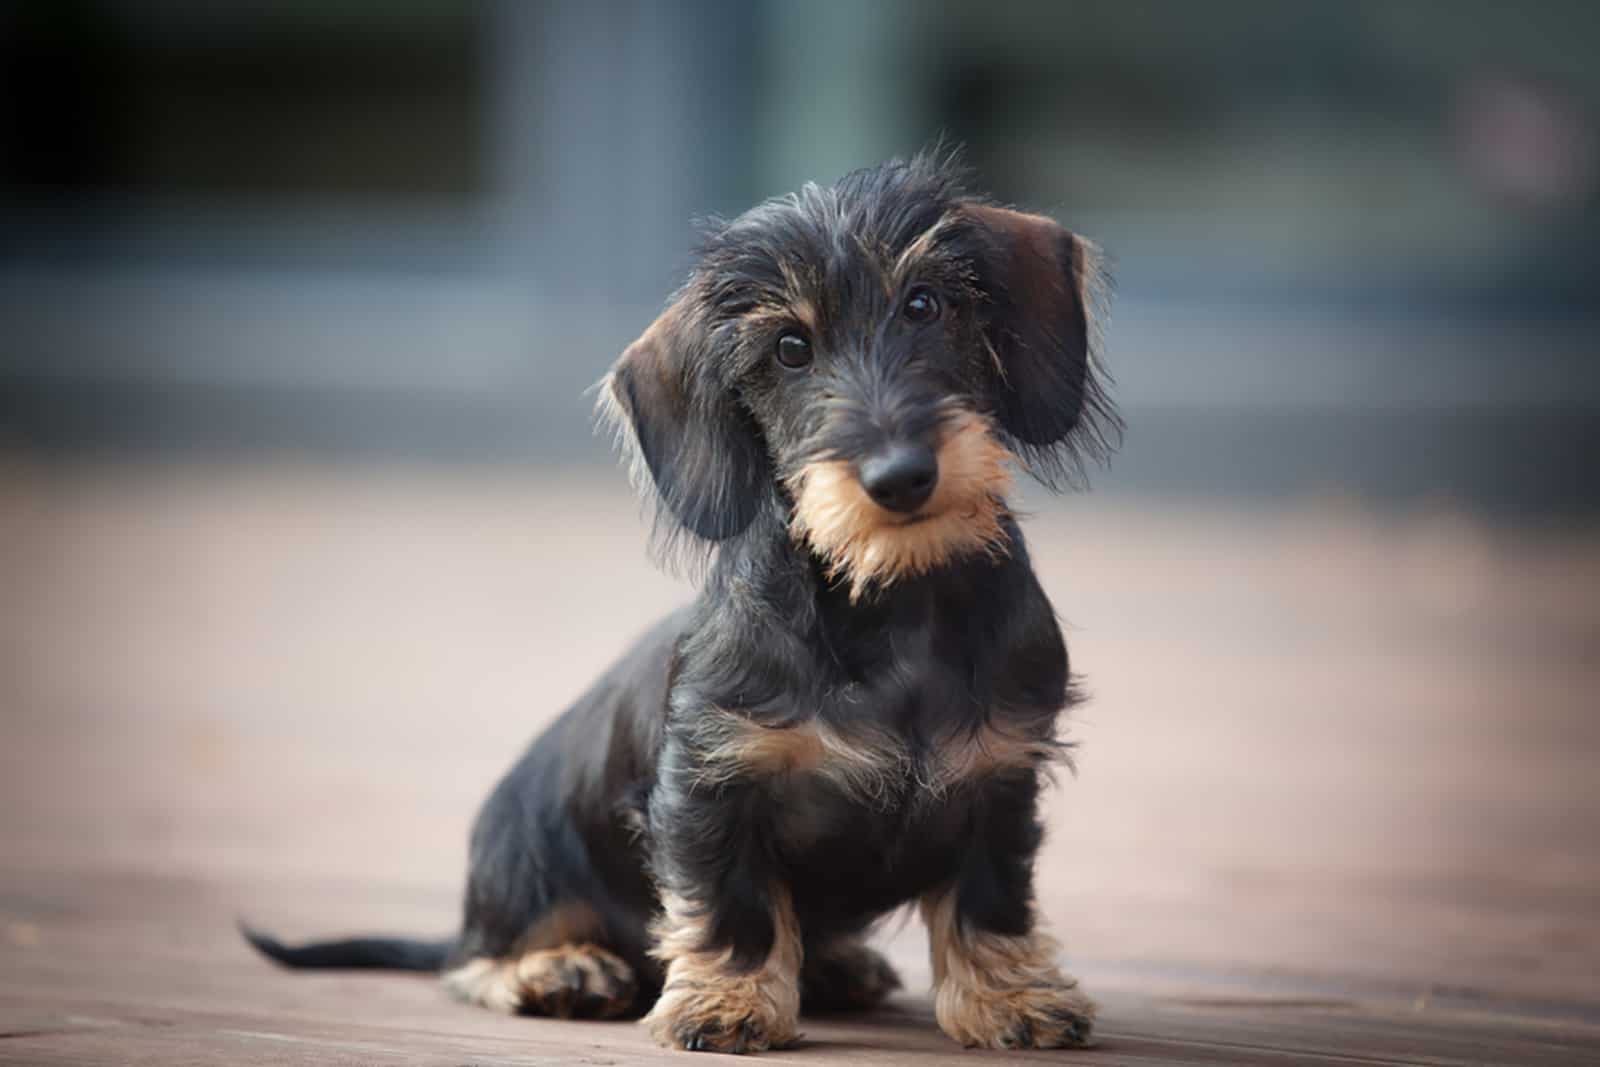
xmin=600 ymin=151 xmax=1117 ymax=596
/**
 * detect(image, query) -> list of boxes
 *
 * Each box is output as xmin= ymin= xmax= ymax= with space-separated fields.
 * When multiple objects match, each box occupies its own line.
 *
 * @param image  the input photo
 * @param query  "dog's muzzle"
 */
xmin=786 ymin=410 xmax=1015 ymax=598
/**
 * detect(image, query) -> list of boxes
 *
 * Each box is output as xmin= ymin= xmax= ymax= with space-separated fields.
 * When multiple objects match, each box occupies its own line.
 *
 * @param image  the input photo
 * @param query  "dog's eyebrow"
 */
xmin=700 ymin=239 xmax=820 ymax=318
xmin=891 ymin=213 xmax=959 ymax=285
xmin=741 ymin=300 xmax=818 ymax=337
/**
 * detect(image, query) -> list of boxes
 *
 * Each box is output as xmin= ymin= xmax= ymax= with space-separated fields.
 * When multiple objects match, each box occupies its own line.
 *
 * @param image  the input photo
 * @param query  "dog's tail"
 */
xmin=239 ymin=921 xmax=453 ymax=972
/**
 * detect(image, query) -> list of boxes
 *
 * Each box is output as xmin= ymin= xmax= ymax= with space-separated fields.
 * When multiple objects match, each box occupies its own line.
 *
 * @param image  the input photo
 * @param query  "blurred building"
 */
xmin=2 ymin=0 xmax=1597 ymax=511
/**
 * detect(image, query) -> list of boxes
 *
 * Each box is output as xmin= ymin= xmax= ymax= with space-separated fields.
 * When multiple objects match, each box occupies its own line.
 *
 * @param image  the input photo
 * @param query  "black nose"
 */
xmin=858 ymin=443 xmax=939 ymax=513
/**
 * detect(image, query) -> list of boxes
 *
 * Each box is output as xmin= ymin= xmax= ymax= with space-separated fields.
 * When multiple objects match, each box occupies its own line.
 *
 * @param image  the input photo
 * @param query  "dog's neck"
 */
xmin=712 ymin=500 xmax=1026 ymax=629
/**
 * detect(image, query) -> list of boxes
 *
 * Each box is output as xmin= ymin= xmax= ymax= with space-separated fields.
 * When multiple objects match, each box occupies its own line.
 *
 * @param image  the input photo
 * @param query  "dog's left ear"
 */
xmin=602 ymin=295 xmax=770 ymax=544
xmin=961 ymin=203 xmax=1111 ymax=456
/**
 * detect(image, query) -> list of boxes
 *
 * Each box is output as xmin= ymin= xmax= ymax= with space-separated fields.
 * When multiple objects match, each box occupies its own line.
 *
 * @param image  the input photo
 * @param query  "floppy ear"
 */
xmin=961 ymin=203 xmax=1116 ymax=470
xmin=601 ymin=295 xmax=771 ymax=543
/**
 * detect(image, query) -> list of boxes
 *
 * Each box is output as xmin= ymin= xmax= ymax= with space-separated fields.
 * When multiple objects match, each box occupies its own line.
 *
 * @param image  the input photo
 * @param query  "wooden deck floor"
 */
xmin=2 ymin=460 xmax=1597 ymax=1064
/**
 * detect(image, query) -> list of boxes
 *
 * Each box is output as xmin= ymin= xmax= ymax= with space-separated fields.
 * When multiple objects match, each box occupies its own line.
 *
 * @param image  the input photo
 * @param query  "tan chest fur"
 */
xmin=692 ymin=706 xmax=1058 ymax=806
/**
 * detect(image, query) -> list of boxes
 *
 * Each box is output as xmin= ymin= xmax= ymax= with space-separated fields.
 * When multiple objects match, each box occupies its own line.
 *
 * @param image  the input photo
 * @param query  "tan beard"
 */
xmin=786 ymin=410 xmax=1015 ymax=600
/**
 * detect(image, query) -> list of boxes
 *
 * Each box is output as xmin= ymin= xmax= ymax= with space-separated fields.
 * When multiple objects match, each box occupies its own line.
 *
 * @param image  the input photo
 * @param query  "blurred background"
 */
xmin=2 ymin=1 xmax=1598 ymax=1055
xmin=3 ymin=0 xmax=1597 ymax=504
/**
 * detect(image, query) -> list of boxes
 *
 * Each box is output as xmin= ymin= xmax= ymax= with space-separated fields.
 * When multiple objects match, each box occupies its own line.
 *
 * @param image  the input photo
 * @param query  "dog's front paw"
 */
xmin=644 ymin=889 xmax=804 ymax=1053
xmin=646 ymin=981 xmax=800 ymax=1054
xmin=935 ymin=978 xmax=1096 ymax=1050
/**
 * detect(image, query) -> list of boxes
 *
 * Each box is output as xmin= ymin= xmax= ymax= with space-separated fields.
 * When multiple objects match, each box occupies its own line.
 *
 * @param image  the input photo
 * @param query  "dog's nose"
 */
xmin=859 ymin=443 xmax=939 ymax=513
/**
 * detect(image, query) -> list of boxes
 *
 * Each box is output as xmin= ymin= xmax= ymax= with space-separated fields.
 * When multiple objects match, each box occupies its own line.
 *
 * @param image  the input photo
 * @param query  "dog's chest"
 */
xmin=761 ymin=743 xmax=995 ymax=927
xmin=739 ymin=703 xmax=1046 ymax=846
xmin=753 ymin=665 xmax=1056 ymax=914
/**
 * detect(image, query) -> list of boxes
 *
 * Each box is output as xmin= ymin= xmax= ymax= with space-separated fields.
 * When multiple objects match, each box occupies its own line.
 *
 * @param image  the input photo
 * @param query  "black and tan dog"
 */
xmin=243 ymin=151 xmax=1118 ymax=1053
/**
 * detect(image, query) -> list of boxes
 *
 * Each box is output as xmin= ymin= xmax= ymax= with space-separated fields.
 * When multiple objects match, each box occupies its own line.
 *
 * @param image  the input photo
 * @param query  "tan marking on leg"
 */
xmin=694 ymin=706 xmax=907 ymax=806
xmin=787 ymin=411 xmax=1015 ymax=600
xmin=920 ymin=885 xmax=1095 ymax=1049
xmin=516 ymin=901 xmax=605 ymax=953
xmin=801 ymin=936 xmax=902 ymax=1012
xmin=643 ymin=889 xmax=802 ymax=1053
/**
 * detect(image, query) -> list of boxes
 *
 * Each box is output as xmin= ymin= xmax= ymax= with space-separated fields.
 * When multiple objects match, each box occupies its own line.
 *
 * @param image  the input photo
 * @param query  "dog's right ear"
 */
xmin=600 ymin=295 xmax=771 ymax=543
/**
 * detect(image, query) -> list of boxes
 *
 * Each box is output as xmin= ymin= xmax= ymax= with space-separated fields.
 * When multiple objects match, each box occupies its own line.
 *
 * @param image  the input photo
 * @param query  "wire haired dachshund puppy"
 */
xmin=243 ymin=150 xmax=1119 ymax=1054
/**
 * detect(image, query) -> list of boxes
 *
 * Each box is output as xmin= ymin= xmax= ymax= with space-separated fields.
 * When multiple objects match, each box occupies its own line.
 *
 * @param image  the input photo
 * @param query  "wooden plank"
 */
xmin=2 ymin=461 xmax=1597 ymax=1064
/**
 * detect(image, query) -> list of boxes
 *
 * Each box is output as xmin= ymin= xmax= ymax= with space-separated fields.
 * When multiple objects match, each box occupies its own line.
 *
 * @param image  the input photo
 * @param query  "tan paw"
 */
xmin=936 ymin=979 xmax=1096 ymax=1050
xmin=645 ymin=979 xmax=801 ymax=1053
xmin=515 ymin=943 xmax=636 ymax=1019
xmin=443 ymin=944 xmax=636 ymax=1019
xmin=644 ymin=888 xmax=803 ymax=1053
xmin=443 ymin=957 xmax=525 ymax=1014
xmin=801 ymin=941 xmax=902 ymax=1012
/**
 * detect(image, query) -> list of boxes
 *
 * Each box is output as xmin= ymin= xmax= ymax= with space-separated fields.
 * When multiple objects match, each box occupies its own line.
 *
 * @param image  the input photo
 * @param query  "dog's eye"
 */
xmin=903 ymin=287 xmax=941 ymax=324
xmin=775 ymin=331 xmax=813 ymax=369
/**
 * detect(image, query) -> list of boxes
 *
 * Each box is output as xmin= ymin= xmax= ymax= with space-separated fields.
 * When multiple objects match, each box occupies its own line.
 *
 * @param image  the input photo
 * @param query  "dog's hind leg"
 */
xmin=800 ymin=936 xmax=902 ymax=1013
xmin=443 ymin=894 xmax=646 ymax=1019
xmin=444 ymin=657 xmax=666 ymax=1019
xmin=444 ymin=941 xmax=637 ymax=1019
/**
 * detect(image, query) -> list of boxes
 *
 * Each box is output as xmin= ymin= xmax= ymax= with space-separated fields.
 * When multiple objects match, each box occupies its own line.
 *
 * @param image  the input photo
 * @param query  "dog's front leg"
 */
xmin=643 ymin=885 xmax=802 ymax=1053
xmin=642 ymin=749 xmax=801 ymax=1054
xmin=920 ymin=770 xmax=1096 ymax=1049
